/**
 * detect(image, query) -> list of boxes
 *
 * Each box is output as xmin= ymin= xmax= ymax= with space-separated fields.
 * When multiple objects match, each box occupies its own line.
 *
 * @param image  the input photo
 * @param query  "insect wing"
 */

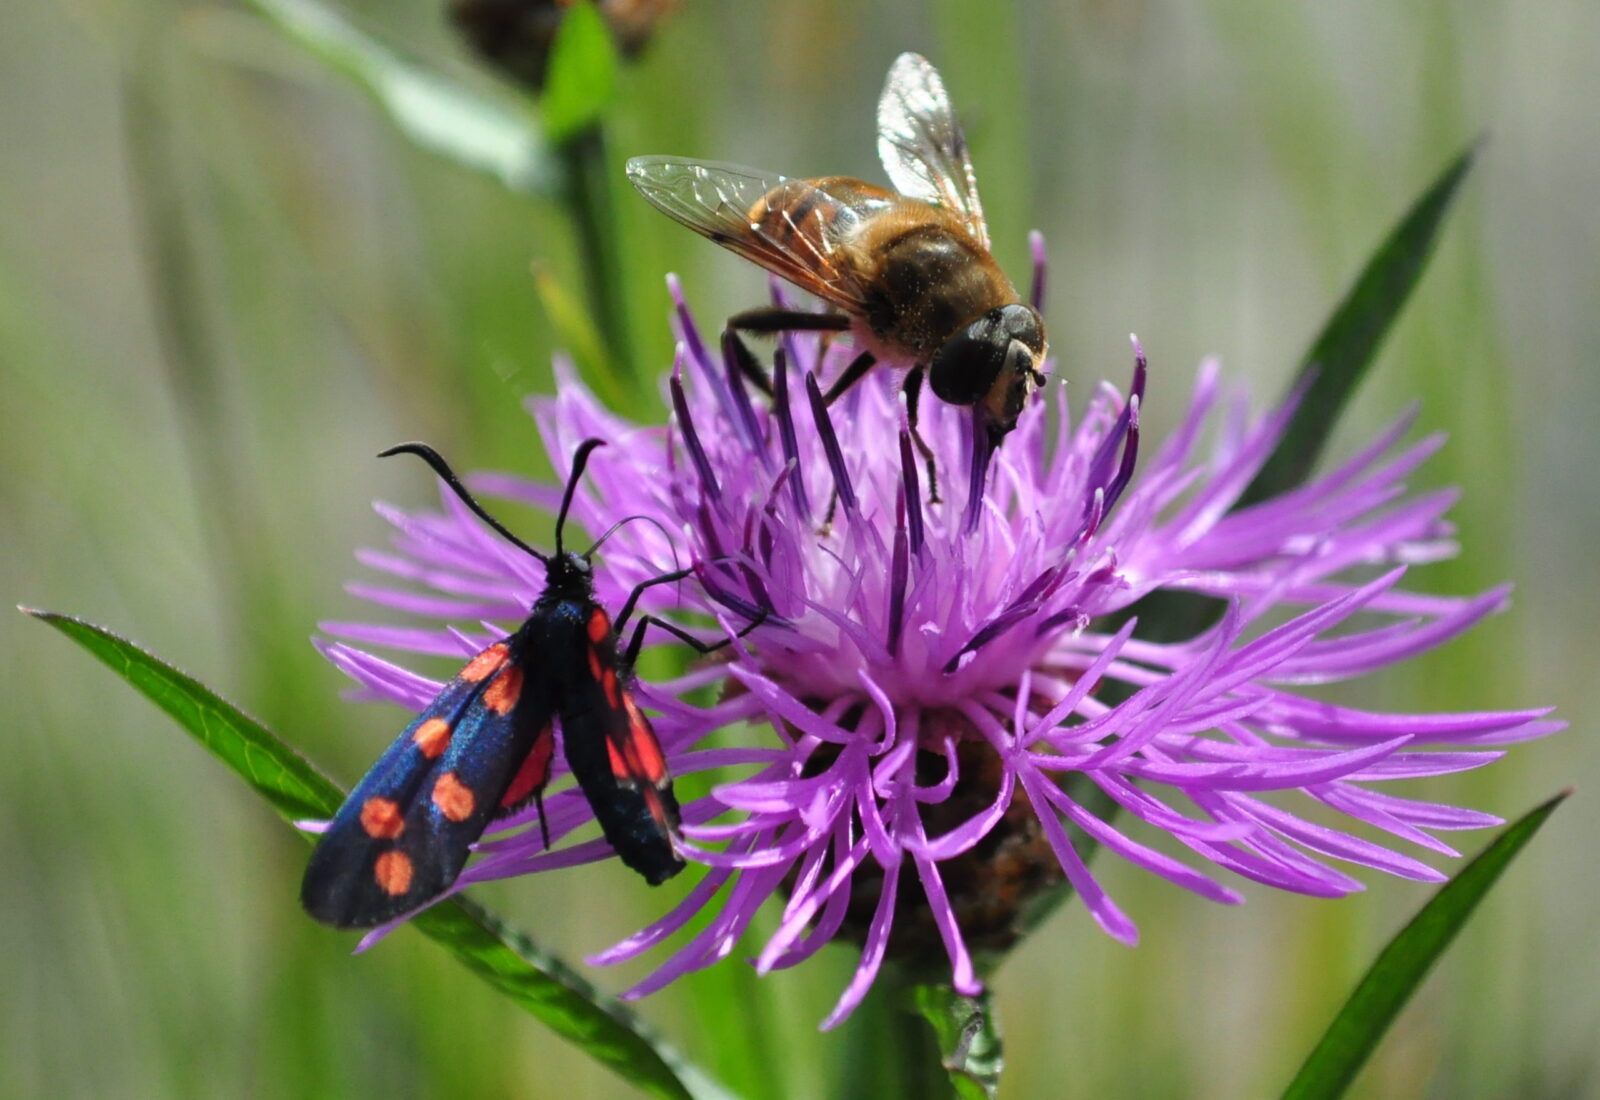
xmin=301 ymin=640 xmax=556 ymax=928
xmin=557 ymin=605 xmax=685 ymax=885
xmin=625 ymin=156 xmax=874 ymax=313
xmin=563 ymin=685 xmax=685 ymax=886
xmin=876 ymin=52 xmax=989 ymax=248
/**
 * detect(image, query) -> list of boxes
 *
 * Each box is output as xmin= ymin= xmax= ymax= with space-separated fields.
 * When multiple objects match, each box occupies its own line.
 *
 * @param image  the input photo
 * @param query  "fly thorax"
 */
xmin=869 ymin=226 xmax=1004 ymax=359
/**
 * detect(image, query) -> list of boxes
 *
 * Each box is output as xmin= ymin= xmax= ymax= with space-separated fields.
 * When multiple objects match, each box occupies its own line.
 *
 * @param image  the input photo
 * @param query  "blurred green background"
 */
xmin=4 ymin=1 xmax=1596 ymax=1096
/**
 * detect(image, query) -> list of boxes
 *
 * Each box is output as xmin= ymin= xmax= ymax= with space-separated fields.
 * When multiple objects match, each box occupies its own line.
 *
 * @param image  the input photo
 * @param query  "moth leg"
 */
xmin=534 ymin=791 xmax=550 ymax=850
xmin=613 ymin=567 xmax=697 ymax=638
xmin=623 ymin=609 xmax=768 ymax=670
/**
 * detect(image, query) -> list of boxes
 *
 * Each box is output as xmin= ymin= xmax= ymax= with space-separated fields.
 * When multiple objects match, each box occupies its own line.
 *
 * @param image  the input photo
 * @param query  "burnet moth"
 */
xmin=303 ymin=438 xmax=753 ymax=929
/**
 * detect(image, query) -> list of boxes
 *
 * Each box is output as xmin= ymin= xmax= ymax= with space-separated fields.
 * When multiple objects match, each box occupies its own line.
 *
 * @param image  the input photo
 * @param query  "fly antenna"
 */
xmin=379 ymin=442 xmax=547 ymax=563
xmin=555 ymin=438 xmax=606 ymax=556
xmin=584 ymin=513 xmax=682 ymax=573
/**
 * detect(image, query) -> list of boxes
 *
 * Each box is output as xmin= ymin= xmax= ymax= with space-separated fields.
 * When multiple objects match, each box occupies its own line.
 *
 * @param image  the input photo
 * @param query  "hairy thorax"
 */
xmin=846 ymin=208 xmax=1017 ymax=363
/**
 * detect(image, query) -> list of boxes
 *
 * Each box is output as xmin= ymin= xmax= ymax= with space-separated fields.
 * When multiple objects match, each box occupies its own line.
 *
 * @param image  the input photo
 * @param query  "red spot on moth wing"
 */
xmin=602 ymin=668 xmax=621 ymax=708
xmin=412 ymin=717 xmax=452 ymax=759
xmin=374 ymin=850 xmax=413 ymax=896
xmin=432 ymin=772 xmax=477 ymax=822
xmin=586 ymin=609 xmax=611 ymax=643
xmin=587 ymin=646 xmax=604 ymax=681
xmin=483 ymin=665 xmax=524 ymax=714
xmin=499 ymin=727 xmax=554 ymax=809
xmin=606 ymin=738 xmax=628 ymax=780
xmin=606 ymin=691 xmax=670 ymax=787
xmin=360 ymin=797 xmax=405 ymax=839
xmin=460 ymin=643 xmax=510 ymax=683
xmin=622 ymin=694 xmax=669 ymax=780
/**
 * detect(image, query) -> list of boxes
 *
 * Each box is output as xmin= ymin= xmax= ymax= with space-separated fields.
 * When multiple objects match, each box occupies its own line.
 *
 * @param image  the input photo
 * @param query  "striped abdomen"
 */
xmin=744 ymin=176 xmax=895 ymax=280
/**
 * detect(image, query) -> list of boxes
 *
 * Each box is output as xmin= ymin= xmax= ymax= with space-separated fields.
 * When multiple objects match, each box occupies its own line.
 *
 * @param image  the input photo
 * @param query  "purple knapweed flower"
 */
xmin=319 ymin=266 xmax=1558 ymax=1026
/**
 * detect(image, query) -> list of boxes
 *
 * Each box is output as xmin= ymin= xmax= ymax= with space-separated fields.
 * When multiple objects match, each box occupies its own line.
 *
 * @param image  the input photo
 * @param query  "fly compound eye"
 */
xmin=929 ymin=311 xmax=1007 ymax=407
xmin=995 ymin=303 xmax=1045 ymax=352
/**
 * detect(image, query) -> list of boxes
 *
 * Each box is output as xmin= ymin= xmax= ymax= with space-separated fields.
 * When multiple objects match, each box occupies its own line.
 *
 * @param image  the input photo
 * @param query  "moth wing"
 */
xmin=567 ymin=678 xmax=684 ymax=886
xmin=552 ymin=606 xmax=685 ymax=885
xmin=301 ymin=641 xmax=556 ymax=928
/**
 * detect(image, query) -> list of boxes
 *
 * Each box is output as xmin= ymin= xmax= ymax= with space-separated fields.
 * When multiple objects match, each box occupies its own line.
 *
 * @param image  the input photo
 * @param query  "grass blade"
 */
xmin=25 ymin=608 xmax=735 ymax=1100
xmin=1240 ymin=140 xmax=1479 ymax=507
xmin=540 ymin=0 xmax=620 ymax=144
xmin=1281 ymin=791 xmax=1567 ymax=1100
xmin=244 ymin=0 xmax=560 ymax=195
xmin=1120 ymin=142 xmax=1481 ymax=645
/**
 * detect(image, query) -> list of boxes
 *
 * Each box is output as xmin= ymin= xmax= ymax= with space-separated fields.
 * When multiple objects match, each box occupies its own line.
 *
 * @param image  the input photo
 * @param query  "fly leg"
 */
xmin=903 ymin=365 xmax=942 ymax=505
xmin=723 ymin=307 xmax=852 ymax=398
xmin=728 ymin=306 xmax=853 ymax=335
xmin=809 ymin=348 xmax=880 ymax=536
xmin=723 ymin=330 xmax=774 ymax=398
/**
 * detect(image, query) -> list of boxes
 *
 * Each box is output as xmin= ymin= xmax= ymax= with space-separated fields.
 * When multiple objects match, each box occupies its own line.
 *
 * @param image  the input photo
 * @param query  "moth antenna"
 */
xmin=379 ymin=442 xmax=547 ymax=563
xmin=584 ymin=513 xmax=683 ymax=574
xmin=555 ymin=438 xmax=607 ymax=556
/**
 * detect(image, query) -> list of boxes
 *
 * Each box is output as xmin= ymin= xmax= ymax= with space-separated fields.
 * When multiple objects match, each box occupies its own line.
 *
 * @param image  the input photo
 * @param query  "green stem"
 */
xmin=560 ymin=123 xmax=635 ymax=381
xmin=836 ymin=973 xmax=958 ymax=1100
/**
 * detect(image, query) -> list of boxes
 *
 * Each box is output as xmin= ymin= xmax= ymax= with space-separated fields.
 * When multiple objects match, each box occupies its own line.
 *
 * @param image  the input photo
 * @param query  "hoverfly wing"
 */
xmin=876 ymin=52 xmax=989 ymax=249
xmin=301 ymin=639 xmax=556 ymax=928
xmin=625 ymin=156 xmax=874 ymax=313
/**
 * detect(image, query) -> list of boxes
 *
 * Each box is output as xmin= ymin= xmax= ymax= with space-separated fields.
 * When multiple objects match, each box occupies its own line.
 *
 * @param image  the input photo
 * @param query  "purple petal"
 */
xmin=1018 ymin=768 xmax=1139 ymax=943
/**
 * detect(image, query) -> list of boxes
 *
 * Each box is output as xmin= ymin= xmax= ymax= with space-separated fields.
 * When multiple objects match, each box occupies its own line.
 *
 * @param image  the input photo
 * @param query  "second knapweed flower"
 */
xmin=321 ymin=281 xmax=1557 ymax=1026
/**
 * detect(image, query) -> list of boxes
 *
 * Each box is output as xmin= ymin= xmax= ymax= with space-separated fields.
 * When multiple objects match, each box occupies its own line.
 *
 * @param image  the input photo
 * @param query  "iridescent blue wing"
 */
xmin=302 ymin=639 xmax=556 ymax=928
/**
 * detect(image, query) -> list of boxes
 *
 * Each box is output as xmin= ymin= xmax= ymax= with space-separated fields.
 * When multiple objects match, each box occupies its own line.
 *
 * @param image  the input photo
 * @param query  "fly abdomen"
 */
xmin=746 ymin=176 xmax=892 ymax=273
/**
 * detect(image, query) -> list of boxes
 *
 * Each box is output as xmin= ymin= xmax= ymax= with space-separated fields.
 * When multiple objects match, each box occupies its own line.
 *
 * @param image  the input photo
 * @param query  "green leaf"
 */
xmin=533 ymin=266 xmax=628 ymax=408
xmin=25 ymin=608 xmax=735 ymax=1100
xmin=1239 ymin=140 xmax=1480 ymax=508
xmin=411 ymin=899 xmax=738 ymax=1100
xmin=26 ymin=609 xmax=345 ymax=820
xmin=243 ymin=0 xmax=560 ymax=195
xmin=909 ymin=985 xmax=1003 ymax=1100
xmin=1281 ymin=791 xmax=1568 ymax=1100
xmin=1117 ymin=141 xmax=1481 ymax=647
xmin=540 ymin=1 xmax=621 ymax=144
